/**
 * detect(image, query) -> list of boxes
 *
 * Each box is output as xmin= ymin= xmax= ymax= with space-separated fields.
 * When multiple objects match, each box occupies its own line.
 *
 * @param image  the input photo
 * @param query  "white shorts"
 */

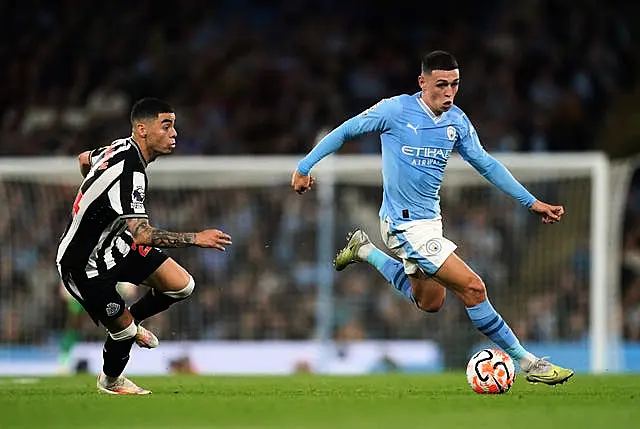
xmin=380 ymin=217 xmax=457 ymax=276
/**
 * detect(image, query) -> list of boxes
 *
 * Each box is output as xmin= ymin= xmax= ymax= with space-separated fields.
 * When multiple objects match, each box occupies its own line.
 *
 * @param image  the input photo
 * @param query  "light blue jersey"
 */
xmin=298 ymin=92 xmax=536 ymax=228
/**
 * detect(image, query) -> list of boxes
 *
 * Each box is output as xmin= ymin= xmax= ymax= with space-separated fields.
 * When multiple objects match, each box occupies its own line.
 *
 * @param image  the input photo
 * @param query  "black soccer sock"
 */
xmin=129 ymin=289 xmax=183 ymax=323
xmin=102 ymin=335 xmax=135 ymax=378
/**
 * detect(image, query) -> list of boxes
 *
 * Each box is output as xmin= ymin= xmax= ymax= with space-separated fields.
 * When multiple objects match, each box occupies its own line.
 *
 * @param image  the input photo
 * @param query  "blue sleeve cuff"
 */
xmin=297 ymin=160 xmax=312 ymax=176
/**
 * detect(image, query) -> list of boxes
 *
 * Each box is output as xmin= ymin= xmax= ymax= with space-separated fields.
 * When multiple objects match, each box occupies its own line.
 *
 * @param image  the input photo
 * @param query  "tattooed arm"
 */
xmin=127 ymin=218 xmax=195 ymax=247
xmin=126 ymin=218 xmax=232 ymax=250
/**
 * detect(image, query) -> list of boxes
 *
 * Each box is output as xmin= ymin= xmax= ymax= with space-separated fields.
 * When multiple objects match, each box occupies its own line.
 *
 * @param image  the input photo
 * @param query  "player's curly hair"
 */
xmin=130 ymin=98 xmax=174 ymax=124
xmin=421 ymin=51 xmax=458 ymax=74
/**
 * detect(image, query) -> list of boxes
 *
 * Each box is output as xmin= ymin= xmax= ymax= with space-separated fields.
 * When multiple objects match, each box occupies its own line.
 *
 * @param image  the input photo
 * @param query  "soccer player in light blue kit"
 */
xmin=291 ymin=51 xmax=574 ymax=385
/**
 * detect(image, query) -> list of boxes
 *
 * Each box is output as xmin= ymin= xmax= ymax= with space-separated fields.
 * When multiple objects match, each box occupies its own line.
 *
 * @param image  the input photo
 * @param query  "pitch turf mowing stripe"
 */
xmin=0 ymin=374 xmax=638 ymax=429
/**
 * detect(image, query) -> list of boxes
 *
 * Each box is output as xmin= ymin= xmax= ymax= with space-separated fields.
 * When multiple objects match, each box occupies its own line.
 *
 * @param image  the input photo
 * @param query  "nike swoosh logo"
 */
xmin=529 ymin=370 xmax=559 ymax=381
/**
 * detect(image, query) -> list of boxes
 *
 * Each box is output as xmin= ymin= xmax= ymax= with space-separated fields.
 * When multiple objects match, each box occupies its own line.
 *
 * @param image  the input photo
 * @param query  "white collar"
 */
xmin=416 ymin=96 xmax=444 ymax=123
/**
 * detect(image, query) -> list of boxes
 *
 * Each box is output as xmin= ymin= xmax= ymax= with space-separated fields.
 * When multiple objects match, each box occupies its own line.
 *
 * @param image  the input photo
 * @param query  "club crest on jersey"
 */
xmin=446 ymin=126 xmax=457 ymax=141
xmin=105 ymin=302 xmax=121 ymax=317
xmin=425 ymin=239 xmax=442 ymax=255
xmin=131 ymin=186 xmax=145 ymax=211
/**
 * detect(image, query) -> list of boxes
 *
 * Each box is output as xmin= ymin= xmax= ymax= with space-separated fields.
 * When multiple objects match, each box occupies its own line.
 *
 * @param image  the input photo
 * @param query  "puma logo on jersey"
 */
xmin=406 ymin=123 xmax=419 ymax=134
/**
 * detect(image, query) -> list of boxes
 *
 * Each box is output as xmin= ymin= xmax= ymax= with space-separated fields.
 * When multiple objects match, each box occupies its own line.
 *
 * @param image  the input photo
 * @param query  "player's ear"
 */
xmin=134 ymin=121 xmax=147 ymax=138
xmin=418 ymin=74 xmax=426 ymax=89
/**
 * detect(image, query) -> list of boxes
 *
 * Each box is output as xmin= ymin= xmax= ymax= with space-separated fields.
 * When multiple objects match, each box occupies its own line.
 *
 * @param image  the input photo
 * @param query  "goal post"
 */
xmin=0 ymin=152 xmax=622 ymax=373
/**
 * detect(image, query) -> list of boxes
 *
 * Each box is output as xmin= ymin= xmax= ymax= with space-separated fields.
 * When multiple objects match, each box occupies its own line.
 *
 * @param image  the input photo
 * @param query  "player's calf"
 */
xmin=412 ymin=289 xmax=446 ymax=313
xmin=129 ymin=275 xmax=195 ymax=323
xmin=433 ymin=253 xmax=541 ymax=368
xmin=102 ymin=319 xmax=137 ymax=381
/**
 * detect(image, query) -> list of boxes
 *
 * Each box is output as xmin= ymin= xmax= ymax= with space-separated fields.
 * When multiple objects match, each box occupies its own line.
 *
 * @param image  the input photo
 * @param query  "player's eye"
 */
xmin=452 ymin=82 xmax=459 ymax=87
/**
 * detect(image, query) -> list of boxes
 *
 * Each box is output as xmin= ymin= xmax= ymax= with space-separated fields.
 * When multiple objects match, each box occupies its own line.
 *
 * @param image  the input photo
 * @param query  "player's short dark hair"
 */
xmin=421 ymin=51 xmax=459 ymax=74
xmin=130 ymin=98 xmax=174 ymax=124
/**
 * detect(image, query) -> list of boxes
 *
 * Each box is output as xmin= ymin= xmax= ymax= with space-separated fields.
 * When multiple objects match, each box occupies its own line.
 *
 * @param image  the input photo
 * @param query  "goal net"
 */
xmin=0 ymin=153 xmax=621 ymax=373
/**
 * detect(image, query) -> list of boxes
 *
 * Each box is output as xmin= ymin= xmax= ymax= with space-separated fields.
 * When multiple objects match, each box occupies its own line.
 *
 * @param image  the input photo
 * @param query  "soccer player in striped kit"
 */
xmin=57 ymin=98 xmax=232 ymax=394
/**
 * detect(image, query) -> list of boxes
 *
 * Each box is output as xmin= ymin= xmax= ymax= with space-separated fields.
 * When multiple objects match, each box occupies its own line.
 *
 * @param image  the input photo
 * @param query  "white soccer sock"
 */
xmin=518 ymin=352 xmax=538 ymax=371
xmin=356 ymin=242 xmax=375 ymax=261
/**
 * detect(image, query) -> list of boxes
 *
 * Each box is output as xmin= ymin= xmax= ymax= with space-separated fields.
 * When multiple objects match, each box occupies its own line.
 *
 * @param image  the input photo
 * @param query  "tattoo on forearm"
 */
xmin=149 ymin=229 xmax=196 ymax=248
xmin=129 ymin=219 xmax=196 ymax=248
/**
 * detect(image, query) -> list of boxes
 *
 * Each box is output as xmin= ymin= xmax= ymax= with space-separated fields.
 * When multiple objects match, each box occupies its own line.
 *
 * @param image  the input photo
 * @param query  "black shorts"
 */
xmin=59 ymin=247 xmax=169 ymax=326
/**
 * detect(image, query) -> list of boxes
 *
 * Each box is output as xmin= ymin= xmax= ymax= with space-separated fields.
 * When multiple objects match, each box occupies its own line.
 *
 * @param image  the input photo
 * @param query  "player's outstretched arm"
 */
xmin=126 ymin=218 xmax=232 ymax=251
xmin=455 ymin=114 xmax=565 ymax=223
xmin=291 ymin=123 xmax=354 ymax=195
xmin=292 ymin=97 xmax=399 ymax=195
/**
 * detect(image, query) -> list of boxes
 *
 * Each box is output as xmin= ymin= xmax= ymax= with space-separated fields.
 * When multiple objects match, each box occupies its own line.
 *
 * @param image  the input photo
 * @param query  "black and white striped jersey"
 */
xmin=56 ymin=137 xmax=149 ymax=278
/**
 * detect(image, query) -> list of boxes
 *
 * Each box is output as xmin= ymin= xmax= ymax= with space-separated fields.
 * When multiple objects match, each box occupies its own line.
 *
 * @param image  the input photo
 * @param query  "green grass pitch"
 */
xmin=0 ymin=374 xmax=638 ymax=428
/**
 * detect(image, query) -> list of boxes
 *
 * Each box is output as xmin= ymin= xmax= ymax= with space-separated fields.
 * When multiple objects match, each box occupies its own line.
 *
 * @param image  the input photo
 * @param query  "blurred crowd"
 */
xmin=0 ymin=0 xmax=636 ymax=156
xmin=0 ymin=0 xmax=638 ymax=351
xmin=0 ymin=177 xmax=593 ymax=352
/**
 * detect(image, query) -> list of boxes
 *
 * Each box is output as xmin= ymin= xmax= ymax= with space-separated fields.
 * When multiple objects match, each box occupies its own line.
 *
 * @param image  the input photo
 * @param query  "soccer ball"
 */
xmin=466 ymin=348 xmax=516 ymax=394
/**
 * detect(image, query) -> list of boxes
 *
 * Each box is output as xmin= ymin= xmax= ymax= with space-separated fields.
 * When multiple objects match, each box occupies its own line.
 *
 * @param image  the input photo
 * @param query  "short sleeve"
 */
xmin=89 ymin=146 xmax=110 ymax=166
xmin=107 ymin=160 xmax=148 ymax=218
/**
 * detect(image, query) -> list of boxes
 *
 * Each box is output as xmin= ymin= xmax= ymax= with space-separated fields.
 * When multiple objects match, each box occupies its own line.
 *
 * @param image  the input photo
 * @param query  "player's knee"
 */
xmin=464 ymin=276 xmax=487 ymax=307
xmin=163 ymin=275 xmax=195 ymax=300
xmin=415 ymin=291 xmax=446 ymax=313
xmin=108 ymin=321 xmax=137 ymax=341
xmin=416 ymin=297 xmax=445 ymax=313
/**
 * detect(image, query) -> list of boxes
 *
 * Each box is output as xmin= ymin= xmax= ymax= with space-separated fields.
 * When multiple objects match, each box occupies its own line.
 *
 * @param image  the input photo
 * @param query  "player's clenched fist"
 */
xmin=529 ymin=200 xmax=565 ymax=224
xmin=195 ymin=229 xmax=233 ymax=251
xmin=291 ymin=170 xmax=315 ymax=194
